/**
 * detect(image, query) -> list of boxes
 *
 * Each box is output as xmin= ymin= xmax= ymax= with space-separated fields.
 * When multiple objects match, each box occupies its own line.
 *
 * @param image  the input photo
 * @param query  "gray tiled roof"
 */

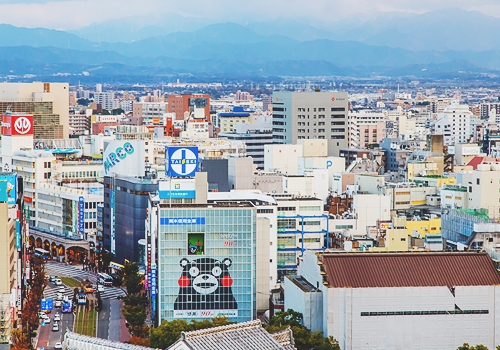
xmin=168 ymin=320 xmax=296 ymax=350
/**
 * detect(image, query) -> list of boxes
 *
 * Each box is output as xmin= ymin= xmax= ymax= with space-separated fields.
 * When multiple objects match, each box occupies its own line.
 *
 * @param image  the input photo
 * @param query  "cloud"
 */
xmin=0 ymin=0 xmax=499 ymax=30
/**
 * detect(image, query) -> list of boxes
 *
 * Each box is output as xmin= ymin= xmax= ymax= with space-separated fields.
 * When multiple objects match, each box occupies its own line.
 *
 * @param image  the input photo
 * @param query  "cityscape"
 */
xmin=1 ymin=2 xmax=500 ymax=350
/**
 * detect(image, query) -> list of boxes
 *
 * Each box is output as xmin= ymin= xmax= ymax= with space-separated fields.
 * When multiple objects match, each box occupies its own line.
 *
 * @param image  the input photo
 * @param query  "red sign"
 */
xmin=2 ymin=115 xmax=34 ymax=136
xmin=331 ymin=97 xmax=336 ymax=102
xmin=24 ymin=196 xmax=33 ymax=203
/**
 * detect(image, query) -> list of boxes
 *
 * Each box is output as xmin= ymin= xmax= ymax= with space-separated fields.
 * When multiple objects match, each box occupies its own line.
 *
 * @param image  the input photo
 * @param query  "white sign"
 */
xmin=159 ymin=178 xmax=196 ymax=199
xmin=14 ymin=116 xmax=31 ymax=134
xmin=174 ymin=310 xmax=238 ymax=318
xmin=103 ymin=140 xmax=145 ymax=177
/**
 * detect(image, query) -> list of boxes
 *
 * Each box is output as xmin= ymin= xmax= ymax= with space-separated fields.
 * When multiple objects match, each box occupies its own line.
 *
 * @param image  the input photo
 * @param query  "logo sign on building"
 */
xmin=110 ymin=190 xmax=115 ymax=254
xmin=103 ymin=140 xmax=145 ymax=177
xmin=160 ymin=217 xmax=206 ymax=225
xmin=159 ymin=178 xmax=196 ymax=199
xmin=1 ymin=115 xmax=34 ymax=136
xmin=15 ymin=219 xmax=21 ymax=249
xmin=78 ymin=196 xmax=85 ymax=234
xmin=0 ymin=173 xmax=18 ymax=204
xmin=72 ymin=201 xmax=77 ymax=232
xmin=151 ymin=264 xmax=157 ymax=297
xmin=173 ymin=257 xmax=238 ymax=318
xmin=165 ymin=146 xmax=198 ymax=178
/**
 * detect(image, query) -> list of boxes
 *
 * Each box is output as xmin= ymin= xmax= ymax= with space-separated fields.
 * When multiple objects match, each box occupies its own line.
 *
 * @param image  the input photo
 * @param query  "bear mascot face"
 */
xmin=173 ymin=257 xmax=238 ymax=311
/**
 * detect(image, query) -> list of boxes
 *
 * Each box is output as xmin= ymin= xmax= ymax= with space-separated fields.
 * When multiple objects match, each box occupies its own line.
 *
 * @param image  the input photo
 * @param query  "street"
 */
xmin=36 ymin=261 xmax=128 ymax=349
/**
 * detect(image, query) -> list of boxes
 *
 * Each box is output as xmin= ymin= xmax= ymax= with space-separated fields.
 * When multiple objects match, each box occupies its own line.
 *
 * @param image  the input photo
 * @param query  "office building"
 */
xmin=432 ymin=101 xmax=473 ymax=146
xmin=167 ymin=94 xmax=211 ymax=121
xmin=0 ymin=82 xmax=69 ymax=138
xmin=272 ymin=91 xmax=349 ymax=156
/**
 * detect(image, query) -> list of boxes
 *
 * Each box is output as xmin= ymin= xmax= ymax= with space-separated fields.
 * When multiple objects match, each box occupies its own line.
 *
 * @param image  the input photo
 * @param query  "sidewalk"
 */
xmin=119 ymin=300 xmax=131 ymax=342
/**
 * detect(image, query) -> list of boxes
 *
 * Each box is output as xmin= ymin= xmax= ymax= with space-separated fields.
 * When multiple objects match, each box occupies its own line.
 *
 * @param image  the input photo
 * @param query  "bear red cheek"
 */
xmin=178 ymin=276 xmax=190 ymax=287
xmin=221 ymin=275 xmax=233 ymax=287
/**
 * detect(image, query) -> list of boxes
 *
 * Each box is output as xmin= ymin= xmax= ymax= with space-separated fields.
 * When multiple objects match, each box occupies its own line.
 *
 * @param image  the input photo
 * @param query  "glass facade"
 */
xmin=157 ymin=206 xmax=256 ymax=323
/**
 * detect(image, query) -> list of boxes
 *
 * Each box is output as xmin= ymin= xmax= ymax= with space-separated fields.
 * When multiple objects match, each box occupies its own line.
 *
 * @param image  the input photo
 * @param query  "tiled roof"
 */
xmin=169 ymin=319 xmax=296 ymax=350
xmin=320 ymin=252 xmax=500 ymax=288
xmin=271 ymin=328 xmax=296 ymax=350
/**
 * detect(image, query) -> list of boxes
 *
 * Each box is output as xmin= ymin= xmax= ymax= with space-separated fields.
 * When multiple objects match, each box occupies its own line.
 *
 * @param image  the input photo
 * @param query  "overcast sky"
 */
xmin=1 ymin=0 xmax=500 ymax=30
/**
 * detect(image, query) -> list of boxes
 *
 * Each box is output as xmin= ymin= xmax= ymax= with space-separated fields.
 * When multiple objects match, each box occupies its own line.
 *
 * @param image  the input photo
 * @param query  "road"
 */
xmin=36 ymin=262 xmax=128 ymax=348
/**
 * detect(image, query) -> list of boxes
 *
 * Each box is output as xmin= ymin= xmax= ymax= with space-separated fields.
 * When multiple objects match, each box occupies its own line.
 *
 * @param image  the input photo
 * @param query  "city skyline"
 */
xmin=0 ymin=0 xmax=500 ymax=30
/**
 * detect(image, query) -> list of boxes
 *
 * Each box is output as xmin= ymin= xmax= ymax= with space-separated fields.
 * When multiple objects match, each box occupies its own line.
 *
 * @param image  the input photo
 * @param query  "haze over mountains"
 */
xmin=1 ymin=8 xmax=500 ymax=80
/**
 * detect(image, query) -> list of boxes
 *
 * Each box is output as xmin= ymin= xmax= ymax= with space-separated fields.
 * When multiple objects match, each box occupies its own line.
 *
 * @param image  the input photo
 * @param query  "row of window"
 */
xmin=360 ymin=310 xmax=489 ymax=317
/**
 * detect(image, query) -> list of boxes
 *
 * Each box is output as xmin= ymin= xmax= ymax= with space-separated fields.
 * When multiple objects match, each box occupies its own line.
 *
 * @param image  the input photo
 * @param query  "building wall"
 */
xmin=284 ymin=276 xmax=323 ymax=331
xmin=467 ymin=165 xmax=500 ymax=218
xmin=157 ymin=206 xmax=256 ymax=323
xmin=0 ymin=202 xmax=15 ymax=294
xmin=264 ymin=144 xmax=303 ymax=174
xmin=406 ymin=218 xmax=441 ymax=238
xmin=198 ymin=158 xmax=229 ymax=192
xmin=272 ymin=91 xmax=349 ymax=156
xmin=256 ymin=217 xmax=271 ymax=312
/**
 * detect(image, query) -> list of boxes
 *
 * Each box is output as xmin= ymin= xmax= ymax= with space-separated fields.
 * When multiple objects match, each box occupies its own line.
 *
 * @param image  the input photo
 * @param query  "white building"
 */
xmin=432 ymin=101 xmax=472 ymax=146
xmin=348 ymin=110 xmax=386 ymax=148
xmin=285 ymin=250 xmax=500 ymax=350
xmin=264 ymin=144 xmax=303 ymax=174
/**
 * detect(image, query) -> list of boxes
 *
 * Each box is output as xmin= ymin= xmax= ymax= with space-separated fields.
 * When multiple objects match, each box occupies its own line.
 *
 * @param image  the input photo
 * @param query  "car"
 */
xmin=97 ymin=284 xmax=105 ymax=293
xmin=49 ymin=275 xmax=57 ymax=282
xmin=54 ymin=278 xmax=62 ymax=286
xmin=53 ymin=312 xmax=60 ymax=321
xmin=52 ymin=322 xmax=59 ymax=332
xmin=54 ymin=300 xmax=62 ymax=308
xmin=85 ymin=284 xmax=94 ymax=293
xmin=38 ymin=311 xmax=45 ymax=319
xmin=56 ymin=293 xmax=63 ymax=301
xmin=54 ymin=342 xmax=62 ymax=349
xmin=58 ymin=286 xmax=65 ymax=293
xmin=42 ymin=315 xmax=50 ymax=324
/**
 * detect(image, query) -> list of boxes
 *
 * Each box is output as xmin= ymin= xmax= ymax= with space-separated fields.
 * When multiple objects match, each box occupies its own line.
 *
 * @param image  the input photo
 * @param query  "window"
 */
xmin=257 ymin=209 xmax=274 ymax=214
xmin=331 ymin=107 xmax=345 ymax=112
xmin=477 ymin=178 xmax=480 ymax=185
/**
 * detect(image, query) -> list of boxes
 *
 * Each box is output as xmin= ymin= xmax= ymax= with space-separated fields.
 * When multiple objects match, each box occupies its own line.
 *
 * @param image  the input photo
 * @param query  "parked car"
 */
xmin=38 ymin=311 xmax=45 ymax=319
xmin=42 ymin=315 xmax=50 ymax=324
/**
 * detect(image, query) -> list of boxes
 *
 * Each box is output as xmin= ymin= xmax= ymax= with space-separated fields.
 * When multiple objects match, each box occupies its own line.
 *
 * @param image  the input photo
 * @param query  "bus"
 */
xmin=34 ymin=248 xmax=50 ymax=260
xmin=97 ymin=273 xmax=113 ymax=287
xmin=77 ymin=290 xmax=87 ymax=305
xmin=62 ymin=301 xmax=72 ymax=313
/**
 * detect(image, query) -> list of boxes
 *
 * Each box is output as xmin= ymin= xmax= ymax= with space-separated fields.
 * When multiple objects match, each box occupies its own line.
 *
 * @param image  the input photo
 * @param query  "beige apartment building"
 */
xmin=0 ymin=82 xmax=69 ymax=139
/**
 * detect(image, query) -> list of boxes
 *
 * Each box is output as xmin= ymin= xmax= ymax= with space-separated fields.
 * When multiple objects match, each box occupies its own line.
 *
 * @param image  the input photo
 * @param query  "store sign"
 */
xmin=160 ymin=217 xmax=205 ymax=225
xmin=159 ymin=178 xmax=196 ymax=199
xmin=174 ymin=257 xmax=238 ymax=318
xmin=0 ymin=173 xmax=17 ymax=204
xmin=103 ymin=140 xmax=145 ymax=176
xmin=72 ymin=201 xmax=77 ymax=232
xmin=1 ymin=115 xmax=34 ymax=136
xmin=165 ymin=146 xmax=198 ymax=178
xmin=15 ymin=219 xmax=21 ymax=249
xmin=151 ymin=265 xmax=157 ymax=297
xmin=110 ymin=190 xmax=115 ymax=254
xmin=78 ymin=196 xmax=85 ymax=234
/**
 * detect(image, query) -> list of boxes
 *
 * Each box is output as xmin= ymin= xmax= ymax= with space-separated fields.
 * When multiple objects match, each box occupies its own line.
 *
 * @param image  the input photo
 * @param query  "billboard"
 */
xmin=462 ymin=147 xmax=480 ymax=156
xmin=1 ymin=115 xmax=34 ymax=136
xmin=150 ymin=264 xmax=157 ymax=297
xmin=103 ymin=140 xmax=145 ymax=177
xmin=165 ymin=146 xmax=198 ymax=178
xmin=110 ymin=189 xmax=115 ymax=254
xmin=78 ymin=197 xmax=85 ymax=234
xmin=0 ymin=173 xmax=18 ymax=204
xmin=159 ymin=178 xmax=196 ymax=199
xmin=173 ymin=257 xmax=238 ymax=318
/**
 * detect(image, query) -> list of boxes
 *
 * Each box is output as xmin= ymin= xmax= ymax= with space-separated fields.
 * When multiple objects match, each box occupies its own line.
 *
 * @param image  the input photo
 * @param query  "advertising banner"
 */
xmin=78 ymin=196 xmax=85 ymax=234
xmin=165 ymin=146 xmax=198 ymax=178
xmin=159 ymin=178 xmax=196 ymax=199
xmin=72 ymin=201 xmax=77 ymax=232
xmin=110 ymin=190 xmax=115 ymax=254
xmin=160 ymin=217 xmax=205 ymax=225
xmin=15 ymin=219 xmax=20 ymax=249
xmin=151 ymin=264 xmax=157 ymax=297
xmin=0 ymin=173 xmax=18 ymax=204
xmin=1 ymin=115 xmax=34 ymax=136
xmin=103 ymin=140 xmax=145 ymax=177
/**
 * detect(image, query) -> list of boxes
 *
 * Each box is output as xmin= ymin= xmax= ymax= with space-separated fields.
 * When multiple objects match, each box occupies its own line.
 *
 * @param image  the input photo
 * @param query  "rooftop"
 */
xmin=168 ymin=320 xmax=296 ymax=350
xmin=320 ymin=252 xmax=500 ymax=288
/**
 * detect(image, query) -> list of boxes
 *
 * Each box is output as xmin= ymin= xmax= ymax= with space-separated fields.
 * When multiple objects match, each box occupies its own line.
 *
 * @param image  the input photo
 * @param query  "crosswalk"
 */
xmin=44 ymin=262 xmax=127 ymax=300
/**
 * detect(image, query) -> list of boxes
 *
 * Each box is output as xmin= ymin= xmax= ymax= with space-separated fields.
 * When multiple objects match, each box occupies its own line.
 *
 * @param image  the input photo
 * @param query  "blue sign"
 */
xmin=110 ymin=190 xmax=115 ymax=254
xmin=47 ymin=298 xmax=53 ymax=310
xmin=151 ymin=266 xmax=157 ymax=297
xmin=165 ymin=146 xmax=198 ymax=178
xmin=159 ymin=190 xmax=196 ymax=199
xmin=78 ymin=196 xmax=84 ymax=234
xmin=41 ymin=298 xmax=47 ymax=310
xmin=0 ymin=173 xmax=17 ymax=204
xmin=160 ymin=217 xmax=205 ymax=225
xmin=15 ymin=219 xmax=20 ymax=249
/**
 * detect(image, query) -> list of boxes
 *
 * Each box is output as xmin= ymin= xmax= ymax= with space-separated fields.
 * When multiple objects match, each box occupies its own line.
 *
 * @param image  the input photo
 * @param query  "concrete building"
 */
xmin=132 ymin=102 xmax=168 ymax=124
xmin=460 ymin=164 xmax=500 ymax=219
xmin=94 ymin=92 xmax=115 ymax=111
xmin=432 ymin=101 xmax=473 ymax=146
xmin=264 ymin=144 xmax=303 ymax=174
xmin=286 ymin=251 xmax=500 ymax=350
xmin=272 ymin=91 xmax=349 ymax=156
xmin=348 ymin=110 xmax=386 ymax=149
xmin=0 ymin=82 xmax=69 ymax=139
xmin=167 ymin=94 xmax=211 ymax=121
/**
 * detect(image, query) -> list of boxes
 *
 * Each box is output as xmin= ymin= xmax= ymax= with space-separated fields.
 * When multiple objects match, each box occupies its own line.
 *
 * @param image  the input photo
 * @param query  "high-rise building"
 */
xmin=167 ymin=94 xmax=211 ymax=121
xmin=272 ymin=91 xmax=349 ymax=156
xmin=0 ymin=82 xmax=69 ymax=139
xmin=432 ymin=101 xmax=472 ymax=146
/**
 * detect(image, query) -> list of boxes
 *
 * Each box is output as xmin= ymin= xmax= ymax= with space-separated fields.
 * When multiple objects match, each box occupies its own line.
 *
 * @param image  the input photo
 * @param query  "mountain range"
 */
xmin=1 ymin=9 xmax=500 ymax=80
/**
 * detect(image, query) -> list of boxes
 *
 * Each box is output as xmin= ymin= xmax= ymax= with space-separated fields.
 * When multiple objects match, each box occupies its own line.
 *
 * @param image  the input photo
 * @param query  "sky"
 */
xmin=0 ymin=0 xmax=500 ymax=30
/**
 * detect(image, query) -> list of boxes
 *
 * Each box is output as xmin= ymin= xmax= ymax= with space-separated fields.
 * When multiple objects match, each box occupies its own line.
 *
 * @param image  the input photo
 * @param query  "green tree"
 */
xmin=77 ymin=98 xmax=91 ymax=106
xmin=265 ymin=309 xmax=340 ymax=350
xmin=112 ymin=108 xmax=125 ymax=115
xmin=149 ymin=317 xmax=231 ymax=349
xmin=457 ymin=344 xmax=489 ymax=350
xmin=123 ymin=262 xmax=143 ymax=295
xmin=99 ymin=250 xmax=114 ymax=273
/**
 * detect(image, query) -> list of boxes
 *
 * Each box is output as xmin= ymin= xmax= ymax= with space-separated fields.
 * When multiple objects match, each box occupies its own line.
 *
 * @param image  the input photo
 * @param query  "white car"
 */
xmin=55 ymin=300 xmax=62 ymax=308
xmin=54 ymin=312 xmax=60 ymax=321
xmin=58 ymin=286 xmax=65 ymax=293
xmin=52 ymin=322 xmax=59 ymax=332
xmin=97 ymin=284 xmax=105 ymax=293
xmin=54 ymin=342 xmax=62 ymax=349
xmin=42 ymin=315 xmax=50 ymax=324
xmin=56 ymin=293 xmax=63 ymax=301
xmin=54 ymin=278 xmax=62 ymax=286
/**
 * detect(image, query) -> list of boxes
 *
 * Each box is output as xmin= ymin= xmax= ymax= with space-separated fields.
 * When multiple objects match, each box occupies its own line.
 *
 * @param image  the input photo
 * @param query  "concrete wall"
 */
xmin=264 ymin=144 xmax=302 ymax=174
